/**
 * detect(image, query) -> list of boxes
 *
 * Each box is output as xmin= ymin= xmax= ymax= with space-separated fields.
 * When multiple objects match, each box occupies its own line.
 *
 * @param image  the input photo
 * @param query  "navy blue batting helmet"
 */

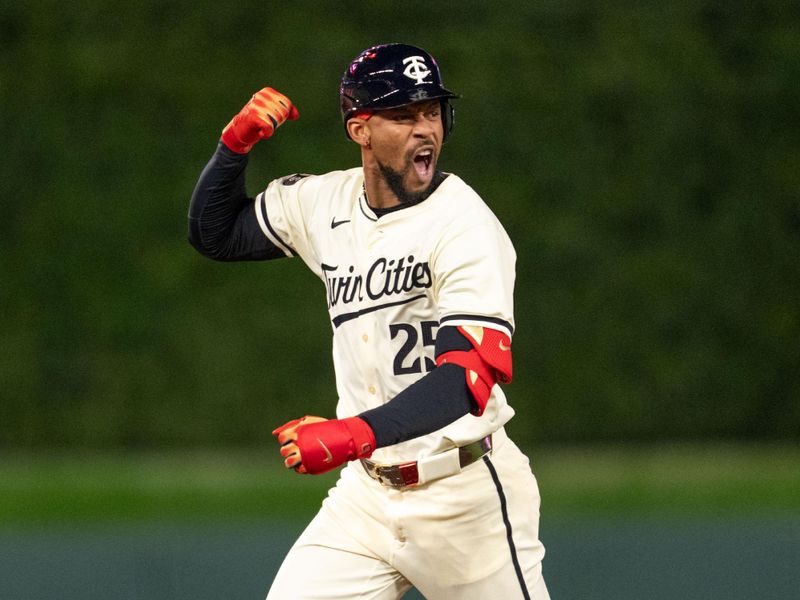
xmin=340 ymin=43 xmax=459 ymax=140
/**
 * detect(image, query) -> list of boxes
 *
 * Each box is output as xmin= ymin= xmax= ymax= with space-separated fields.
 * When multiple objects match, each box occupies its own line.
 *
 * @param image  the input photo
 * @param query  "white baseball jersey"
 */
xmin=255 ymin=167 xmax=517 ymax=464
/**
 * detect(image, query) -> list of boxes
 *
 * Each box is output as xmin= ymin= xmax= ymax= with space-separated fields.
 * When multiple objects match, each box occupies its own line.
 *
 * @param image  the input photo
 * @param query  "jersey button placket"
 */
xmin=359 ymin=314 xmax=379 ymax=401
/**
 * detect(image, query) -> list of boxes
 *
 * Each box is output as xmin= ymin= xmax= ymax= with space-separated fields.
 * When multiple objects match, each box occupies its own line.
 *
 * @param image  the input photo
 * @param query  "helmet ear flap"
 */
xmin=442 ymin=99 xmax=455 ymax=142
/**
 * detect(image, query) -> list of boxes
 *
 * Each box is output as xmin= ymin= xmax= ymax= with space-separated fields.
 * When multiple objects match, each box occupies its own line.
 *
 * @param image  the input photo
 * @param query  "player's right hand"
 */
xmin=272 ymin=415 xmax=376 ymax=475
xmin=220 ymin=87 xmax=299 ymax=154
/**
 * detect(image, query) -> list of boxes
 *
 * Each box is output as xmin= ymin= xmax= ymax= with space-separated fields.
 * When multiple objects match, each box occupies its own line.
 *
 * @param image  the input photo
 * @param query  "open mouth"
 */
xmin=412 ymin=148 xmax=434 ymax=179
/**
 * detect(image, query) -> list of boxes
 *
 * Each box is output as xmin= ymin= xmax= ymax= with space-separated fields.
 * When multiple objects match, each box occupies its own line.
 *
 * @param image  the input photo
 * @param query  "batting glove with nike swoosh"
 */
xmin=272 ymin=416 xmax=376 ymax=475
xmin=221 ymin=87 xmax=299 ymax=154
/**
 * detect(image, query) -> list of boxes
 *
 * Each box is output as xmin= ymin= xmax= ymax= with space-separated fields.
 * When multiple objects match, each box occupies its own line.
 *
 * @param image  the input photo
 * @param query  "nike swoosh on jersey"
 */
xmin=499 ymin=341 xmax=511 ymax=351
xmin=331 ymin=217 xmax=350 ymax=229
xmin=317 ymin=438 xmax=333 ymax=463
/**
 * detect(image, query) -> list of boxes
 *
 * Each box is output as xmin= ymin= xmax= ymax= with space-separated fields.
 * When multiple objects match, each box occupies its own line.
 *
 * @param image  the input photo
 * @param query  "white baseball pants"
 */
xmin=266 ymin=432 xmax=550 ymax=600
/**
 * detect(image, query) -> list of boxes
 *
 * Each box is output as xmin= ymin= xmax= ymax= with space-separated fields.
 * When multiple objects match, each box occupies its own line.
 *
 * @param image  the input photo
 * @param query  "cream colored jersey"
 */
xmin=255 ymin=167 xmax=517 ymax=464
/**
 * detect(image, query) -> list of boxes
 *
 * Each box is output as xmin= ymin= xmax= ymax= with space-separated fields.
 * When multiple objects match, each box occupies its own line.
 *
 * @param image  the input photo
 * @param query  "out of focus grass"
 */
xmin=0 ymin=450 xmax=339 ymax=524
xmin=0 ymin=443 xmax=797 ymax=525
xmin=531 ymin=442 xmax=800 ymax=518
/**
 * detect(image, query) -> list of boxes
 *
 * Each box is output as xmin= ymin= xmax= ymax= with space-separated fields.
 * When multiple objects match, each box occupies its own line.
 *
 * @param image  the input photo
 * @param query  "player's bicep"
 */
xmin=189 ymin=191 xmax=286 ymax=262
xmin=223 ymin=203 xmax=288 ymax=261
xmin=188 ymin=143 xmax=288 ymax=262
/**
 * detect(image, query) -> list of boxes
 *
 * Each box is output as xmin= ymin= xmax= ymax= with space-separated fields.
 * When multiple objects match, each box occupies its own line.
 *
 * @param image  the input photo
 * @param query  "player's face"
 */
xmin=368 ymin=100 xmax=444 ymax=204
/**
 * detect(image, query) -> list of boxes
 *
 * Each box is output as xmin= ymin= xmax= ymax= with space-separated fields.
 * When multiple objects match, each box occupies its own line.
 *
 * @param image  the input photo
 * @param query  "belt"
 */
xmin=360 ymin=435 xmax=493 ymax=489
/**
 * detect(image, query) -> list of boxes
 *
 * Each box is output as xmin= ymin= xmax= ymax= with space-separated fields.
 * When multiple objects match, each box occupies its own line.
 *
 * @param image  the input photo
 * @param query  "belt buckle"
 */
xmin=376 ymin=461 xmax=419 ymax=488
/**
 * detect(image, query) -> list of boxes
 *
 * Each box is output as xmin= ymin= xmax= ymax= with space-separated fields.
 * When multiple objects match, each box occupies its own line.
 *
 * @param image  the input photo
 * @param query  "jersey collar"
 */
xmin=358 ymin=172 xmax=450 ymax=222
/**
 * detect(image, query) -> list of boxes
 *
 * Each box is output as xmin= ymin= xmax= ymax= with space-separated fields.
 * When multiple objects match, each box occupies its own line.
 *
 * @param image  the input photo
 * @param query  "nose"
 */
xmin=412 ymin=112 xmax=436 ymax=138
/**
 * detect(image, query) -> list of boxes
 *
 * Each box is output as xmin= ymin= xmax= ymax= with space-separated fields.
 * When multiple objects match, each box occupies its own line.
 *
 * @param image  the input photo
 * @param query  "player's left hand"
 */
xmin=272 ymin=415 xmax=376 ymax=475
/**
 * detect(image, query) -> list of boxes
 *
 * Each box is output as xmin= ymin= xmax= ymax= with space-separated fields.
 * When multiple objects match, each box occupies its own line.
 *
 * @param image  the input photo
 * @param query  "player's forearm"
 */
xmin=358 ymin=326 xmax=474 ymax=446
xmin=188 ymin=142 xmax=249 ymax=252
xmin=270 ymin=366 xmax=472 ymax=475
xmin=188 ymin=143 xmax=283 ymax=261
xmin=359 ymin=363 xmax=474 ymax=447
xmin=189 ymin=87 xmax=299 ymax=261
xmin=359 ymin=323 xmax=513 ymax=448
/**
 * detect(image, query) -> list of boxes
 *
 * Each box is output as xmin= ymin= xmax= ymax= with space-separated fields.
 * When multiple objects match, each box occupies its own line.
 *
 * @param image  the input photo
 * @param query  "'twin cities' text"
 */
xmin=322 ymin=255 xmax=432 ymax=308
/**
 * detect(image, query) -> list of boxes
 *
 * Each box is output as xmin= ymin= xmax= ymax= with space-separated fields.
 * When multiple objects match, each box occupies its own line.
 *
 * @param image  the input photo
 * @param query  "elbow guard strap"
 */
xmin=435 ymin=326 xmax=513 ymax=416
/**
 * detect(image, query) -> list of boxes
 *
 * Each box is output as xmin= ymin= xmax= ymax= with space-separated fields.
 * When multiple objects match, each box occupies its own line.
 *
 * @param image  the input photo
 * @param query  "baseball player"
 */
xmin=188 ymin=43 xmax=550 ymax=600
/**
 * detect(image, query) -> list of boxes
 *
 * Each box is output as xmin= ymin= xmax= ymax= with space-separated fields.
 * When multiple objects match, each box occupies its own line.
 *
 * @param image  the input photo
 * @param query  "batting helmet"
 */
xmin=339 ymin=43 xmax=460 ymax=140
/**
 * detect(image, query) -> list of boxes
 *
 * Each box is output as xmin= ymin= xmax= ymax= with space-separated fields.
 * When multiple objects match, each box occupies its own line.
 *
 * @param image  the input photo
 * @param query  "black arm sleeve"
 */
xmin=188 ymin=143 xmax=286 ymax=262
xmin=358 ymin=326 xmax=476 ymax=448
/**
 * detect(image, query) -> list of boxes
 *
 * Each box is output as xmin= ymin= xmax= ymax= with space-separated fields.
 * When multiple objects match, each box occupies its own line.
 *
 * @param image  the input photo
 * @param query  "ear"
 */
xmin=347 ymin=118 xmax=371 ymax=148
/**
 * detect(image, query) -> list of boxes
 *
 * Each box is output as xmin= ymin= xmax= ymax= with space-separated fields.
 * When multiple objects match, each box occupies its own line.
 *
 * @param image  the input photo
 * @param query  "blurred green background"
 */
xmin=1 ymin=1 xmax=799 ymax=599
xmin=2 ymin=0 xmax=799 ymax=448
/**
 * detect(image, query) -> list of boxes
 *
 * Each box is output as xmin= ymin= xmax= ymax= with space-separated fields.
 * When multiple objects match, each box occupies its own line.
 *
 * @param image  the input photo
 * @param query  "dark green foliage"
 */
xmin=2 ymin=1 xmax=798 ymax=447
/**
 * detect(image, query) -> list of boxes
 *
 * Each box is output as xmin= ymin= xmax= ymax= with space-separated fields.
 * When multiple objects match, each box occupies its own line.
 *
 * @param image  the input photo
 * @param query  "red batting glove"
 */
xmin=220 ymin=87 xmax=299 ymax=154
xmin=272 ymin=416 xmax=376 ymax=475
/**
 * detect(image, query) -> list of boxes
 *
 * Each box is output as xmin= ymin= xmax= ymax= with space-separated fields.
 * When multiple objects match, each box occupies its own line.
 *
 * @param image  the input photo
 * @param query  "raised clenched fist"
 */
xmin=221 ymin=87 xmax=299 ymax=153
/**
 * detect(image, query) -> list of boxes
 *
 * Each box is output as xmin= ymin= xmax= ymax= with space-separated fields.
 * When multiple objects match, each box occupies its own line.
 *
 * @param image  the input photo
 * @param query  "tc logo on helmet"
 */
xmin=402 ymin=56 xmax=431 ymax=85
